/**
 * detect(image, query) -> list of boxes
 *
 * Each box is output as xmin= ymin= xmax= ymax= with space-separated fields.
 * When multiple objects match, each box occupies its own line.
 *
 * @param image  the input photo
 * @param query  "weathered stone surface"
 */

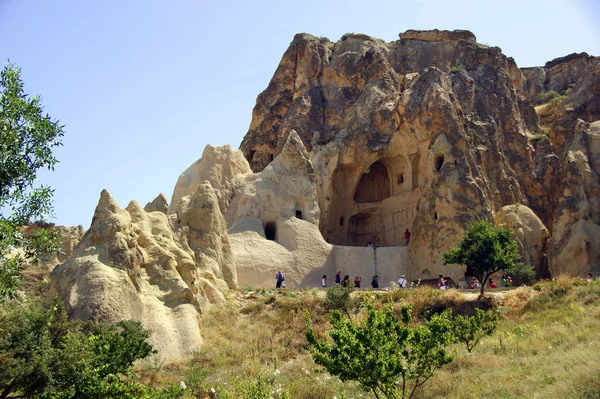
xmin=144 ymin=193 xmax=168 ymax=214
xmin=21 ymin=223 xmax=85 ymax=269
xmin=238 ymin=30 xmax=599 ymax=282
xmin=50 ymin=187 xmax=236 ymax=361
xmin=169 ymin=144 xmax=252 ymax=214
xmin=494 ymin=205 xmax=550 ymax=277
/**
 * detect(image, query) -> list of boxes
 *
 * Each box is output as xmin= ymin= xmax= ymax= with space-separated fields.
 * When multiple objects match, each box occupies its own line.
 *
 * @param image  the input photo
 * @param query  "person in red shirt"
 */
xmin=404 ymin=229 xmax=411 ymax=245
xmin=489 ymin=278 xmax=497 ymax=288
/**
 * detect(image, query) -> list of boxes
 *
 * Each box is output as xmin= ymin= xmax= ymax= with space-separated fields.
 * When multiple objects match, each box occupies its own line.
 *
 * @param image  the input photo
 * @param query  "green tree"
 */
xmin=306 ymin=304 xmax=455 ymax=399
xmin=0 ymin=299 xmax=179 ymax=399
xmin=452 ymin=308 xmax=498 ymax=353
xmin=0 ymin=61 xmax=64 ymax=301
xmin=443 ymin=219 xmax=521 ymax=296
xmin=322 ymin=284 xmax=359 ymax=318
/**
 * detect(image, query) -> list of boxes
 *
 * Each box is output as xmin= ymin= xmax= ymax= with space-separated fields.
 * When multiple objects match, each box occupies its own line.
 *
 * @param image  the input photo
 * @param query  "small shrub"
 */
xmin=452 ymin=308 xmax=498 ymax=352
xmin=321 ymin=284 xmax=359 ymax=318
xmin=536 ymin=90 xmax=561 ymax=104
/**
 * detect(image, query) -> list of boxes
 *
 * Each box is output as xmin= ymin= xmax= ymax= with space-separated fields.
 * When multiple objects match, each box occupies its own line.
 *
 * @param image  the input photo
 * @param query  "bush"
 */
xmin=0 ymin=299 xmax=172 ymax=399
xmin=452 ymin=308 xmax=498 ymax=352
xmin=536 ymin=90 xmax=561 ymax=104
xmin=321 ymin=284 xmax=359 ymax=318
xmin=306 ymin=304 xmax=455 ymax=399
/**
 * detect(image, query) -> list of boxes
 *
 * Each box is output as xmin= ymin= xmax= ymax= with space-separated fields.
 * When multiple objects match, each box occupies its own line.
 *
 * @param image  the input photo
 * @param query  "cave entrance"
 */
xmin=346 ymin=213 xmax=384 ymax=247
xmin=265 ymin=221 xmax=277 ymax=241
xmin=354 ymin=161 xmax=391 ymax=203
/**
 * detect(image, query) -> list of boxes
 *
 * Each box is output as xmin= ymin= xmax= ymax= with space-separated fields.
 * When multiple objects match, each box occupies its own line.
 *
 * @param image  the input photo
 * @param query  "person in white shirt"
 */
xmin=398 ymin=275 xmax=407 ymax=288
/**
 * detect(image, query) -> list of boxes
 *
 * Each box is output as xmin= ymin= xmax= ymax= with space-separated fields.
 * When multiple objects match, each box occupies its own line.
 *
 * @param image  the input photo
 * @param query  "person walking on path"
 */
xmin=397 ymin=275 xmax=407 ymax=288
xmin=335 ymin=271 xmax=341 ymax=285
xmin=438 ymin=275 xmax=447 ymax=290
xmin=354 ymin=276 xmax=362 ymax=288
xmin=404 ymin=229 xmax=411 ymax=245
xmin=276 ymin=271 xmax=285 ymax=288
xmin=322 ymin=275 xmax=327 ymax=287
xmin=371 ymin=274 xmax=380 ymax=289
xmin=342 ymin=275 xmax=350 ymax=287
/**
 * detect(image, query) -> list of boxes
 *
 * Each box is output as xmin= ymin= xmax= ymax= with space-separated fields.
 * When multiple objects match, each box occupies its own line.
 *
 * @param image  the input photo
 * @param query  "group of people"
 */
xmin=465 ymin=275 xmax=513 ymax=289
xmin=321 ymin=271 xmax=382 ymax=288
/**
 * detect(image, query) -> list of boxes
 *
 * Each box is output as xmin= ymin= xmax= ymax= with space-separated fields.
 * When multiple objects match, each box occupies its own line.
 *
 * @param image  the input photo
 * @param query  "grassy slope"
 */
xmin=138 ymin=279 xmax=600 ymax=399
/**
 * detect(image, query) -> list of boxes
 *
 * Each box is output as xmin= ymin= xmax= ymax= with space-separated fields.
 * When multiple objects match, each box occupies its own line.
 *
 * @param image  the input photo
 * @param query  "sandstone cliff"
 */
xmin=50 ymin=187 xmax=236 ymax=361
xmin=238 ymin=30 xmax=599 ymax=281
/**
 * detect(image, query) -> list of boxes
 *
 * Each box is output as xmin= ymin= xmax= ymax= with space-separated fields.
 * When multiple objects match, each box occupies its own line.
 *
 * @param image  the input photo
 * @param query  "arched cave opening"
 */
xmin=249 ymin=150 xmax=256 ymax=161
xmin=346 ymin=213 xmax=384 ymax=247
xmin=435 ymin=153 xmax=445 ymax=172
xmin=340 ymin=216 xmax=344 ymax=226
xmin=296 ymin=210 xmax=303 ymax=219
xmin=397 ymin=174 xmax=404 ymax=185
xmin=265 ymin=221 xmax=277 ymax=241
xmin=354 ymin=161 xmax=391 ymax=203
xmin=268 ymin=153 xmax=274 ymax=162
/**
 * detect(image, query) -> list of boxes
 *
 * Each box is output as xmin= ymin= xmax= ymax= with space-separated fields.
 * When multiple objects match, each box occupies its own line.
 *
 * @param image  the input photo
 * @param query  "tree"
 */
xmin=322 ymin=283 xmax=359 ymax=319
xmin=306 ymin=304 xmax=455 ymax=399
xmin=0 ymin=61 xmax=64 ymax=301
xmin=443 ymin=219 xmax=521 ymax=296
xmin=452 ymin=308 xmax=498 ymax=353
xmin=0 ymin=299 xmax=181 ymax=399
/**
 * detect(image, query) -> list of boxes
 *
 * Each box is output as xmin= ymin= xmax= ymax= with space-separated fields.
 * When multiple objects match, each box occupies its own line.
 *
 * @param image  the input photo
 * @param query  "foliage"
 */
xmin=443 ymin=219 xmax=521 ymax=296
xmin=452 ymin=308 xmax=498 ymax=352
xmin=306 ymin=304 xmax=455 ymax=399
xmin=536 ymin=89 xmax=561 ymax=104
xmin=322 ymin=284 xmax=359 ymax=318
xmin=0 ymin=61 xmax=64 ymax=301
xmin=0 ymin=299 xmax=175 ymax=399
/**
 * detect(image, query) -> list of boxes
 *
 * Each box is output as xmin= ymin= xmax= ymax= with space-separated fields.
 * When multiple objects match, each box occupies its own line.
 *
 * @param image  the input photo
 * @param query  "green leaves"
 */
xmin=452 ymin=309 xmax=498 ymax=352
xmin=306 ymin=304 xmax=455 ymax=399
xmin=443 ymin=219 xmax=521 ymax=295
xmin=0 ymin=299 xmax=169 ymax=399
xmin=0 ymin=61 xmax=64 ymax=302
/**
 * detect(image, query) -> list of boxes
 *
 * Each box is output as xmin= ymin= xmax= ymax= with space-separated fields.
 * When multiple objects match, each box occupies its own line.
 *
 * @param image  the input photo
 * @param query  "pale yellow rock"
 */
xmin=50 ymin=187 xmax=236 ymax=362
xmin=495 ymin=205 xmax=550 ymax=275
xmin=169 ymin=144 xmax=252 ymax=214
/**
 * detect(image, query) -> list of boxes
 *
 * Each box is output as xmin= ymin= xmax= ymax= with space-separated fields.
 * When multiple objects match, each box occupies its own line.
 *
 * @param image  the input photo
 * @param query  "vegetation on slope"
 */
xmin=136 ymin=278 xmax=600 ymax=399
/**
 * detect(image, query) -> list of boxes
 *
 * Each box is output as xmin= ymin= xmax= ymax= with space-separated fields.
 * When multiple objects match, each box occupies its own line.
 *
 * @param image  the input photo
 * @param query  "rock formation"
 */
xmin=238 ymin=30 xmax=599 ymax=281
xmin=50 ymin=187 xmax=236 ymax=361
xmin=50 ymin=29 xmax=599 ymax=362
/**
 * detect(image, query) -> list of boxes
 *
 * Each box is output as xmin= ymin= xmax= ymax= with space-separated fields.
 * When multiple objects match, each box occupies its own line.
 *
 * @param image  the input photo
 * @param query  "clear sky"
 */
xmin=1 ymin=0 xmax=599 ymax=227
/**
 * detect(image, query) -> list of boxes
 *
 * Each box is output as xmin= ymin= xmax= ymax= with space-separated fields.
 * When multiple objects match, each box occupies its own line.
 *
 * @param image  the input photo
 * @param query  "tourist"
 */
xmin=322 ymin=274 xmax=327 ymax=287
xmin=342 ymin=275 xmax=350 ymax=287
xmin=471 ymin=277 xmax=480 ymax=289
xmin=489 ymin=278 xmax=497 ymax=288
xmin=367 ymin=241 xmax=373 ymax=248
xmin=404 ymin=229 xmax=411 ymax=245
xmin=371 ymin=274 xmax=380 ymax=289
xmin=438 ymin=275 xmax=448 ymax=290
xmin=397 ymin=274 xmax=407 ymax=288
xmin=501 ymin=276 xmax=507 ymax=288
xmin=354 ymin=276 xmax=362 ymax=288
xmin=506 ymin=276 xmax=513 ymax=287
xmin=276 ymin=271 xmax=285 ymax=289
xmin=335 ymin=271 xmax=341 ymax=285
xmin=587 ymin=273 xmax=594 ymax=282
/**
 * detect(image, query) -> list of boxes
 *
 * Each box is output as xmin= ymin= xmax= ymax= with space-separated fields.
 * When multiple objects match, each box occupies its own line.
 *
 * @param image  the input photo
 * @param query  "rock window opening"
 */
xmin=354 ymin=161 xmax=391 ymax=203
xmin=454 ymin=159 xmax=457 ymax=166
xmin=435 ymin=154 xmax=445 ymax=172
xmin=296 ymin=210 xmax=303 ymax=219
xmin=265 ymin=222 xmax=277 ymax=241
xmin=434 ymin=211 xmax=438 ymax=220
xmin=249 ymin=150 xmax=256 ymax=160
xmin=340 ymin=216 xmax=344 ymax=226
xmin=397 ymin=174 xmax=404 ymax=185
xmin=269 ymin=153 xmax=274 ymax=162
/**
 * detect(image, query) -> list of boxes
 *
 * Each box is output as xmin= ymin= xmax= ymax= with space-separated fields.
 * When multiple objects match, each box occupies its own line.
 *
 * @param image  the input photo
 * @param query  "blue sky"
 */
xmin=1 ymin=0 xmax=599 ymax=227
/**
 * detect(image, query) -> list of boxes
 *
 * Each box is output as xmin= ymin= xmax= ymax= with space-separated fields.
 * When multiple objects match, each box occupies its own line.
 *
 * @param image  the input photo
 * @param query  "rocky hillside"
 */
xmin=239 ymin=29 xmax=599 ymax=280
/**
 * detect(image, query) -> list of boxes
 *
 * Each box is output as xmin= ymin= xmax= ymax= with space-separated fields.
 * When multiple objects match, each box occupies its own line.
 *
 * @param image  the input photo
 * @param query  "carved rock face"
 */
xmin=50 ymin=187 xmax=236 ymax=361
xmin=238 ymin=30 xmax=600 ymax=281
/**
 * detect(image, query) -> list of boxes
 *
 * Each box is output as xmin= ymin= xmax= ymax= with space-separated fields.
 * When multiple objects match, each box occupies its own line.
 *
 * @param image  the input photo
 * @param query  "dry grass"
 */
xmin=136 ymin=280 xmax=600 ymax=398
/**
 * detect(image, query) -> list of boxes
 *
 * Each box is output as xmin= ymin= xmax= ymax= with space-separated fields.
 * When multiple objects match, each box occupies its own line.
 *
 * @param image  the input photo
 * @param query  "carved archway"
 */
xmin=354 ymin=161 xmax=391 ymax=203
